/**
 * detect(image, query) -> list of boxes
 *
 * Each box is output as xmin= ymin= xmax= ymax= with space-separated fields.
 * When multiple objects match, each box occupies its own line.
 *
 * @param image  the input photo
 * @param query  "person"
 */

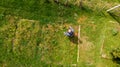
xmin=64 ymin=26 xmax=74 ymax=37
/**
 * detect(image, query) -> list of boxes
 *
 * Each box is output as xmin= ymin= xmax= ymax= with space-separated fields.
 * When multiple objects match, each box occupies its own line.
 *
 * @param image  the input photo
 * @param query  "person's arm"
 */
xmin=64 ymin=32 xmax=70 ymax=36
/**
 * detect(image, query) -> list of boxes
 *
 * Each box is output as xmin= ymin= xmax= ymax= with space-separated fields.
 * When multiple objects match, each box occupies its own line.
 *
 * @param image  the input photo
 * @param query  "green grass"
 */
xmin=0 ymin=0 xmax=120 ymax=67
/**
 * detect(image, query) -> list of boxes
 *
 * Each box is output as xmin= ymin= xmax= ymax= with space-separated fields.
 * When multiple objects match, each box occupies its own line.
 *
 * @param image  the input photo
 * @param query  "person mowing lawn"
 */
xmin=64 ymin=26 xmax=74 ymax=37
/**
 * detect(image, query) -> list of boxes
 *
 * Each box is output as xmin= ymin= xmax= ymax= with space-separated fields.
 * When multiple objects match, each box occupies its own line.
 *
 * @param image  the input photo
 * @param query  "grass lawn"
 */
xmin=0 ymin=0 xmax=120 ymax=67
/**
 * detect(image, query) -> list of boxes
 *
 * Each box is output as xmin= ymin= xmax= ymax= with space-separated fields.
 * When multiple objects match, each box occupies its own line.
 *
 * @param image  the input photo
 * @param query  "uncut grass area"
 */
xmin=0 ymin=0 xmax=120 ymax=67
xmin=0 ymin=15 xmax=78 ymax=66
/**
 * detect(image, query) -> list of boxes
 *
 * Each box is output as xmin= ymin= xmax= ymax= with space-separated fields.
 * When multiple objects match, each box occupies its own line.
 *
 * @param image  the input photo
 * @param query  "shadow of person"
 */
xmin=68 ymin=35 xmax=82 ymax=45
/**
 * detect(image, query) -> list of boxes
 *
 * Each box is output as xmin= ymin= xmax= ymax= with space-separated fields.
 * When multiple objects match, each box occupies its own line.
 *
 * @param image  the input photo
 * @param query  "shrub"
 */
xmin=111 ymin=28 xmax=118 ymax=36
xmin=111 ymin=47 xmax=120 ymax=64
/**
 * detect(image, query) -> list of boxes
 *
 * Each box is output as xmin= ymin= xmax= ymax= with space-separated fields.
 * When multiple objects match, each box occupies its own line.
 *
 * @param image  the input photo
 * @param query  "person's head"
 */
xmin=68 ymin=29 xmax=71 ymax=33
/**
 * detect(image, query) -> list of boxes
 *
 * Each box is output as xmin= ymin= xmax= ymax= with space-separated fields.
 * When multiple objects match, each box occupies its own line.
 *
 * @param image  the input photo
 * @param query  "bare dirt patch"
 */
xmin=79 ymin=36 xmax=94 ymax=65
xmin=80 ymin=36 xmax=94 ymax=51
xmin=77 ymin=16 xmax=87 ymax=24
